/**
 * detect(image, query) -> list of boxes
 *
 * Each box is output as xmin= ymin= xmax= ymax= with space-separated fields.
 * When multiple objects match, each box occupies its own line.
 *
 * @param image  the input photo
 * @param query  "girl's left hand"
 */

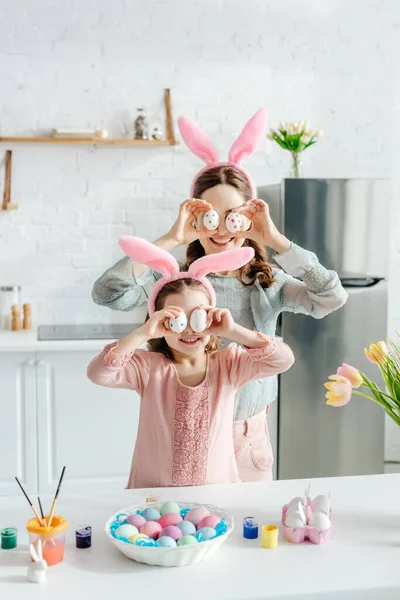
xmin=204 ymin=307 xmax=235 ymax=337
xmin=236 ymin=199 xmax=292 ymax=254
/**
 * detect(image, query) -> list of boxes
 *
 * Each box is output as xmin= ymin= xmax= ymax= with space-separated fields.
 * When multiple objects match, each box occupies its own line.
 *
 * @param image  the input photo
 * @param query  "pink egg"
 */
xmin=159 ymin=525 xmax=183 ymax=541
xmin=126 ymin=514 xmax=146 ymax=529
xmin=198 ymin=515 xmax=220 ymax=530
xmin=158 ymin=512 xmax=183 ymax=528
xmin=184 ymin=506 xmax=210 ymax=527
xmin=140 ymin=521 xmax=162 ymax=539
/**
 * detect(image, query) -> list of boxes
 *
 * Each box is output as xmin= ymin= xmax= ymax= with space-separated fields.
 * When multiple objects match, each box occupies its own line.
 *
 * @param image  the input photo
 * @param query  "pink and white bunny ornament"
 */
xmin=27 ymin=540 xmax=48 ymax=583
xmin=118 ymin=236 xmax=255 ymax=330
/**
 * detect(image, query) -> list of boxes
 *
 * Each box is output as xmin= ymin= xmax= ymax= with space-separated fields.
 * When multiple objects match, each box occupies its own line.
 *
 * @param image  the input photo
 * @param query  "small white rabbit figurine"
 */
xmin=27 ymin=540 xmax=48 ymax=583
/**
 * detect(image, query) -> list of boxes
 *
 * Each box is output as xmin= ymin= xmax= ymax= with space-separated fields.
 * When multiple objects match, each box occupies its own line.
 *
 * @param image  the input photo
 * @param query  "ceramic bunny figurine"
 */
xmin=178 ymin=108 xmax=268 ymax=199
xmin=27 ymin=540 xmax=48 ymax=583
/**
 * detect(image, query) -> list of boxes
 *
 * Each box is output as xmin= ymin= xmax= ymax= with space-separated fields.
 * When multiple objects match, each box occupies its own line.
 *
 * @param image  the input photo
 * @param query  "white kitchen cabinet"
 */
xmin=36 ymin=352 xmax=139 ymax=494
xmin=0 ymin=353 xmax=38 ymax=495
xmin=0 ymin=349 xmax=140 ymax=496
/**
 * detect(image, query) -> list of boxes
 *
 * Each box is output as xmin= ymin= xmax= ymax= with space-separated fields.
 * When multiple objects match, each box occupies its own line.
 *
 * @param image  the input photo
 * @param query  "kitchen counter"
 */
xmin=0 ymin=329 xmax=120 ymax=352
xmin=0 ymin=474 xmax=399 ymax=599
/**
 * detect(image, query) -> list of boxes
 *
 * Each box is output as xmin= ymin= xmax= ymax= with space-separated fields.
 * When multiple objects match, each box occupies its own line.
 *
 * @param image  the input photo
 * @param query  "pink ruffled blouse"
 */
xmin=87 ymin=336 xmax=294 ymax=488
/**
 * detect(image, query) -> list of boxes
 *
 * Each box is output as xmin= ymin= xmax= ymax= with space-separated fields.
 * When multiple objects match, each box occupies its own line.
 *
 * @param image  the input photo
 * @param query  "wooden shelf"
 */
xmin=0 ymin=137 xmax=178 ymax=146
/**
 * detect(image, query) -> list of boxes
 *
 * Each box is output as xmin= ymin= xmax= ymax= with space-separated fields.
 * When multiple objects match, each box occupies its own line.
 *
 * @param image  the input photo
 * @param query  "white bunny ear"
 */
xmin=178 ymin=116 xmax=219 ymax=165
xmin=228 ymin=108 xmax=268 ymax=165
xmin=30 ymin=543 xmax=40 ymax=562
xmin=119 ymin=237 xmax=180 ymax=278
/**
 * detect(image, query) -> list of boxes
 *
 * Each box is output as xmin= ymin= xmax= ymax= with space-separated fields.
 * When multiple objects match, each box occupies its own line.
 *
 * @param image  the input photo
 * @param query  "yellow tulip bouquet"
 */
xmin=324 ymin=339 xmax=400 ymax=427
xmin=267 ymin=121 xmax=323 ymax=178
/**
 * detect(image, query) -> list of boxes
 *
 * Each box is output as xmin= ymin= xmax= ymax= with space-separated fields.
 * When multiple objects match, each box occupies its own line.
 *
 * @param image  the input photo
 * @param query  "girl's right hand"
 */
xmin=167 ymin=199 xmax=213 ymax=246
xmin=143 ymin=306 xmax=184 ymax=339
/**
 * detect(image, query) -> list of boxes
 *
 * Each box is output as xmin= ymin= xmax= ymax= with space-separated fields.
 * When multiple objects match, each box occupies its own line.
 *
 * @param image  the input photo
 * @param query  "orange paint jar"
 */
xmin=26 ymin=515 xmax=68 ymax=566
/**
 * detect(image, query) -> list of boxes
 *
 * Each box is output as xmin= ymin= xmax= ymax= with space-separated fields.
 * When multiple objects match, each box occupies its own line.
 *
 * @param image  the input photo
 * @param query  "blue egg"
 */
xmin=141 ymin=507 xmax=161 ymax=522
xmin=157 ymin=536 xmax=177 ymax=548
xmin=177 ymin=520 xmax=196 ymax=536
xmin=197 ymin=526 xmax=216 ymax=540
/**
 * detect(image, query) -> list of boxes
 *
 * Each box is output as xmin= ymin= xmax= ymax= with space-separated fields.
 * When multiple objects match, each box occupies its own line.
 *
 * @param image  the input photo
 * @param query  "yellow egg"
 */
xmin=129 ymin=533 xmax=149 ymax=544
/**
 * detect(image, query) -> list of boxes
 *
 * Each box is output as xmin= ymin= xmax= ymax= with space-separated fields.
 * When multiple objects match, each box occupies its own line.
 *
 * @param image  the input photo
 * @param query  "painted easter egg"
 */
xmin=141 ymin=507 xmax=161 ymax=522
xmin=159 ymin=525 xmax=182 ymax=541
xmin=129 ymin=532 xmax=149 ymax=544
xmin=126 ymin=514 xmax=146 ymax=529
xmin=158 ymin=513 xmax=182 ymax=528
xmin=157 ymin=536 xmax=177 ymax=548
xmin=197 ymin=527 xmax=216 ymax=541
xmin=140 ymin=521 xmax=162 ymax=539
xmin=308 ymin=512 xmax=331 ymax=531
xmin=198 ymin=515 xmax=220 ymax=530
xmin=203 ymin=210 xmax=220 ymax=231
xmin=160 ymin=501 xmax=181 ymax=516
xmin=184 ymin=506 xmax=210 ymax=526
xmin=176 ymin=520 xmax=196 ymax=536
xmin=189 ymin=308 xmax=208 ymax=333
xmin=115 ymin=524 xmax=138 ymax=539
xmin=177 ymin=534 xmax=198 ymax=546
xmin=225 ymin=212 xmax=243 ymax=233
xmin=169 ymin=312 xmax=188 ymax=334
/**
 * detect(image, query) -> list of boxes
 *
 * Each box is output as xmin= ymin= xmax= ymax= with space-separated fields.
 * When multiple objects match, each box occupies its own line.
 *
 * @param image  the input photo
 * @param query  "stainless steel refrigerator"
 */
xmin=258 ymin=179 xmax=390 ymax=479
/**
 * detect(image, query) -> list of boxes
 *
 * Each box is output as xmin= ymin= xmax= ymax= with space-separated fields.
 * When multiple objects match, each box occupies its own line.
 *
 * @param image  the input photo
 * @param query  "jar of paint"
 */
xmin=26 ymin=515 xmax=68 ymax=566
xmin=261 ymin=524 xmax=279 ymax=549
xmin=1 ymin=526 xmax=17 ymax=549
xmin=243 ymin=517 xmax=259 ymax=539
xmin=75 ymin=525 xmax=92 ymax=549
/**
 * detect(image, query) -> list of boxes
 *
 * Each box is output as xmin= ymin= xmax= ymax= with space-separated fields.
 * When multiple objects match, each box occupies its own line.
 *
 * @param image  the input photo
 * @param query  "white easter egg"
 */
xmin=190 ymin=308 xmax=208 ymax=333
xmin=311 ymin=495 xmax=330 ymax=514
xmin=203 ymin=210 xmax=220 ymax=231
xmin=285 ymin=512 xmax=306 ymax=529
xmin=287 ymin=496 xmax=305 ymax=508
xmin=169 ymin=312 xmax=188 ymax=334
xmin=308 ymin=512 xmax=331 ymax=531
xmin=225 ymin=212 xmax=243 ymax=233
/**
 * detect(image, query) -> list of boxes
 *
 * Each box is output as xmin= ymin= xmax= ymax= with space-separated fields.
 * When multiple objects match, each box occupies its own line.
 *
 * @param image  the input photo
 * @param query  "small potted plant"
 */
xmin=323 ymin=339 xmax=400 ymax=427
xmin=267 ymin=121 xmax=323 ymax=178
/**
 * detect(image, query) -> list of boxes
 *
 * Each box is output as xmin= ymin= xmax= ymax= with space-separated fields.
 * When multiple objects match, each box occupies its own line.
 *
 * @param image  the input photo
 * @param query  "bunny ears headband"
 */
xmin=119 ymin=236 xmax=254 ymax=315
xmin=177 ymin=108 xmax=268 ymax=199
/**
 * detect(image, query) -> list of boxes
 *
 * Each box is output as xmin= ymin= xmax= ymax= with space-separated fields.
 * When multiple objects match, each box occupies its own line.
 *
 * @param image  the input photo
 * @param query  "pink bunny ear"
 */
xmin=228 ymin=108 xmax=268 ymax=165
xmin=189 ymin=247 xmax=255 ymax=279
xmin=119 ymin=236 xmax=179 ymax=278
xmin=178 ymin=116 xmax=219 ymax=165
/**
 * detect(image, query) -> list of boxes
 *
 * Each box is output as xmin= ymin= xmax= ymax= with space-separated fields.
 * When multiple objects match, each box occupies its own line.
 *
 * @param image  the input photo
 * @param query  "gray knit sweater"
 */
xmin=92 ymin=244 xmax=348 ymax=420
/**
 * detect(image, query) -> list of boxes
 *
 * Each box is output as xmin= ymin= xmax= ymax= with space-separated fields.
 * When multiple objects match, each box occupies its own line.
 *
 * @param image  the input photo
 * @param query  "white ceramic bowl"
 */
xmin=105 ymin=501 xmax=234 ymax=568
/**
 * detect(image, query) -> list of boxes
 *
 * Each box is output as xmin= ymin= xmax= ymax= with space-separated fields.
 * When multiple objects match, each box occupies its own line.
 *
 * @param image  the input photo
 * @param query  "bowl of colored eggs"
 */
xmin=105 ymin=500 xmax=234 ymax=567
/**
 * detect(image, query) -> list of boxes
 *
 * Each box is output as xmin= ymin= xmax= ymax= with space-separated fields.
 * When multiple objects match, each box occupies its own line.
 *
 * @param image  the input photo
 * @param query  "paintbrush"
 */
xmin=38 ymin=497 xmax=45 ymax=520
xmin=47 ymin=466 xmax=66 ymax=528
xmin=15 ymin=477 xmax=45 ymax=526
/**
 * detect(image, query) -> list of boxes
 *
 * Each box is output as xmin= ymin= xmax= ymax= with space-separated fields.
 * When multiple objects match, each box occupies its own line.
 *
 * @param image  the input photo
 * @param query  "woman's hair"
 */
xmin=184 ymin=166 xmax=275 ymax=288
xmin=146 ymin=278 xmax=221 ymax=361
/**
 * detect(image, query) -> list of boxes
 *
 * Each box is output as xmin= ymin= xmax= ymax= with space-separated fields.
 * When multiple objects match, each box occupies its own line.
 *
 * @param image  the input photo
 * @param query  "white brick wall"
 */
xmin=0 ymin=0 xmax=399 ymax=333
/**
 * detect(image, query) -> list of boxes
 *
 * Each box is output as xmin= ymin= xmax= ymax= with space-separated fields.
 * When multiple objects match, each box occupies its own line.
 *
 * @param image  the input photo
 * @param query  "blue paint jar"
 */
xmin=243 ymin=517 xmax=258 ymax=539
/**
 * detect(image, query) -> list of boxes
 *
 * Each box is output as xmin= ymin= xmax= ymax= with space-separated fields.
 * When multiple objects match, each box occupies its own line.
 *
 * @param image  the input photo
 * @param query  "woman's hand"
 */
xmin=204 ymin=307 xmax=235 ymax=337
xmin=237 ymin=199 xmax=292 ymax=254
xmin=167 ymin=199 xmax=213 ymax=246
xmin=143 ymin=306 xmax=184 ymax=339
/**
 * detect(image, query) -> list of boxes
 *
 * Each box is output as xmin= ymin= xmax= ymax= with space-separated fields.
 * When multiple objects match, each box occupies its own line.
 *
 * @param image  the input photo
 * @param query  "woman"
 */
xmin=92 ymin=111 xmax=347 ymax=482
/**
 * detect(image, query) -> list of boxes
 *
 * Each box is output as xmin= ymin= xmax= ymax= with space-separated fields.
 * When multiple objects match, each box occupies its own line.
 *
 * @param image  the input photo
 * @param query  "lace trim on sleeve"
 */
xmin=103 ymin=342 xmax=134 ymax=368
xmin=244 ymin=333 xmax=277 ymax=360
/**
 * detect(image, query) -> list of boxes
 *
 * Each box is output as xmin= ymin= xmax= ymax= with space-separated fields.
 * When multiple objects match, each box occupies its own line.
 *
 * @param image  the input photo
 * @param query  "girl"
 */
xmin=92 ymin=109 xmax=347 ymax=482
xmin=87 ymin=237 xmax=294 ymax=488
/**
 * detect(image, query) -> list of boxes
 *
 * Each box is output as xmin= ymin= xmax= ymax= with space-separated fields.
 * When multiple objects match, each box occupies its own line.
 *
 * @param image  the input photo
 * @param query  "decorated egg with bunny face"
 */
xmin=225 ymin=212 xmax=243 ymax=233
xmin=169 ymin=312 xmax=188 ymax=334
xmin=203 ymin=210 xmax=220 ymax=231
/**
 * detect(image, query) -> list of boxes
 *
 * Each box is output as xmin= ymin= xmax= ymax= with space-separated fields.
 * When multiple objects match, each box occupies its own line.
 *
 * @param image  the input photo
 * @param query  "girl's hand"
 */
xmin=204 ymin=307 xmax=235 ymax=337
xmin=167 ymin=199 xmax=213 ymax=246
xmin=143 ymin=306 xmax=184 ymax=339
xmin=237 ymin=199 xmax=292 ymax=254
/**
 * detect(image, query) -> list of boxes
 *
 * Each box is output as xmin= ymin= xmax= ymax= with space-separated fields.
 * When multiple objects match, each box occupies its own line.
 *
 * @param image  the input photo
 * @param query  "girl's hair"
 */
xmin=184 ymin=166 xmax=275 ymax=288
xmin=146 ymin=278 xmax=221 ymax=361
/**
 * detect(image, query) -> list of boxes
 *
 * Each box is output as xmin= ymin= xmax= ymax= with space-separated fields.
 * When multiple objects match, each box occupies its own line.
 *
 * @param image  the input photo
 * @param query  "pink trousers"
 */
xmin=233 ymin=408 xmax=273 ymax=482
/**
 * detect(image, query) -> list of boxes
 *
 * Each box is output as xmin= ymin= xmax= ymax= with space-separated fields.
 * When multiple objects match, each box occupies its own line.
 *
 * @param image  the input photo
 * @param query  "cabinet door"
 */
xmin=0 ymin=353 xmax=37 ymax=496
xmin=36 ymin=352 xmax=140 ymax=494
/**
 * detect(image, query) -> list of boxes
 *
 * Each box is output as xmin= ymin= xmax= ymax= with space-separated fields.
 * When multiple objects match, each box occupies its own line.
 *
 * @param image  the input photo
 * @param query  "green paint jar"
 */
xmin=1 ymin=526 xmax=17 ymax=549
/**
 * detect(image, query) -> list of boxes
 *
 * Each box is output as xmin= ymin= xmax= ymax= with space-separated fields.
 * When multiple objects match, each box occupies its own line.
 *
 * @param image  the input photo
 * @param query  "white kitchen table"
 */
xmin=0 ymin=474 xmax=399 ymax=599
